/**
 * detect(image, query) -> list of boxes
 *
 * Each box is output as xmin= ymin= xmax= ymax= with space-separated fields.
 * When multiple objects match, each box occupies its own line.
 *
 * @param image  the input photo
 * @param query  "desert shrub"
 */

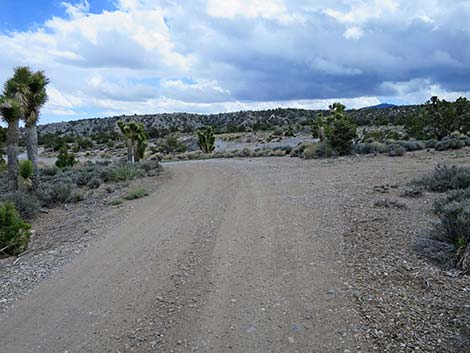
xmin=136 ymin=160 xmax=161 ymax=173
xmin=0 ymin=191 xmax=41 ymax=219
xmin=435 ymin=138 xmax=465 ymax=151
xmin=235 ymin=148 xmax=254 ymax=158
xmin=56 ymin=145 xmax=77 ymax=168
xmin=273 ymin=145 xmax=293 ymax=154
xmin=353 ymin=142 xmax=388 ymax=155
xmin=87 ymin=176 xmax=102 ymax=189
xmin=398 ymin=140 xmax=425 ymax=152
xmin=388 ymin=144 xmax=406 ymax=157
xmin=303 ymin=144 xmax=316 ymax=159
xmin=329 ymin=116 xmax=357 ymax=155
xmin=425 ymin=139 xmax=438 ymax=149
xmin=313 ymin=141 xmax=335 ymax=158
xmin=19 ymin=160 xmax=33 ymax=180
xmin=374 ymin=198 xmax=407 ymax=209
xmin=416 ymin=170 xmax=470 ymax=269
xmin=40 ymin=166 xmax=59 ymax=177
xmin=76 ymin=171 xmax=98 ymax=187
xmin=363 ymin=128 xmax=405 ymax=142
xmin=70 ymin=191 xmax=85 ymax=203
xmin=290 ymin=143 xmax=307 ymax=158
xmin=123 ymin=187 xmax=149 ymax=200
xmin=433 ymin=199 xmax=470 ymax=247
xmin=434 ymin=187 xmax=470 ymax=214
xmin=154 ymin=133 xmax=188 ymax=154
xmin=39 ymin=182 xmax=72 ymax=206
xmin=415 ymin=163 xmax=470 ymax=192
xmin=400 ymin=185 xmax=423 ymax=198
xmin=0 ymin=202 xmax=31 ymax=256
xmin=268 ymin=149 xmax=287 ymax=157
xmin=100 ymin=165 xmax=140 ymax=183
xmin=107 ymin=198 xmax=124 ymax=206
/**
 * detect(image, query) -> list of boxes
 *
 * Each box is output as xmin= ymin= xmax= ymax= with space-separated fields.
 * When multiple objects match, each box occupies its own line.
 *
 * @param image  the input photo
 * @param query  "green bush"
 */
xmin=329 ymin=116 xmax=357 ymax=155
xmin=56 ymin=145 xmax=77 ymax=168
xmin=0 ymin=191 xmax=41 ymax=219
xmin=107 ymin=198 xmax=124 ymax=206
xmin=153 ymin=133 xmax=187 ymax=154
xmin=123 ymin=187 xmax=149 ymax=200
xmin=19 ymin=160 xmax=34 ymax=180
xmin=0 ymin=202 xmax=31 ymax=256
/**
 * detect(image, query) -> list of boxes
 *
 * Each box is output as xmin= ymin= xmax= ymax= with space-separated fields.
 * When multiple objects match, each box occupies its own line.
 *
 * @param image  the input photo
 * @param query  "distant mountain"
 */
xmin=360 ymin=103 xmax=397 ymax=110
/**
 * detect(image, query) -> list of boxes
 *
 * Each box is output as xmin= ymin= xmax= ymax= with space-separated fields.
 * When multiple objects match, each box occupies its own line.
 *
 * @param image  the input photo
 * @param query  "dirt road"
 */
xmin=0 ymin=158 xmax=366 ymax=352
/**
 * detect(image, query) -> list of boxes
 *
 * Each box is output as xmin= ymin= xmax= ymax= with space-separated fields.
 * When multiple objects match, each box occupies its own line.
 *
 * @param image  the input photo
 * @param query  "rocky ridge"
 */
xmin=38 ymin=105 xmax=421 ymax=137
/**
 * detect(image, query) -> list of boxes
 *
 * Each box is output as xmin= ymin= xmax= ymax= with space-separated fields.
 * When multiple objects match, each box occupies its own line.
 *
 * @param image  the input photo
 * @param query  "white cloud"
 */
xmin=343 ymin=26 xmax=364 ymax=40
xmin=381 ymin=79 xmax=470 ymax=104
xmin=0 ymin=0 xmax=468 ymax=123
xmin=324 ymin=0 xmax=399 ymax=24
xmin=206 ymin=0 xmax=297 ymax=22
xmin=61 ymin=0 xmax=90 ymax=18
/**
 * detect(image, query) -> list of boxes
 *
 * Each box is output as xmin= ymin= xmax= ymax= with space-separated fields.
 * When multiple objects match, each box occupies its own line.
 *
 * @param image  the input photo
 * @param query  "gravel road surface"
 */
xmin=0 ymin=158 xmax=363 ymax=352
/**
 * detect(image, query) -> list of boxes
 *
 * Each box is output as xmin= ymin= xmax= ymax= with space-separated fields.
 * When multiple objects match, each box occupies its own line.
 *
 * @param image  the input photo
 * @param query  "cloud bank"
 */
xmin=0 ymin=0 xmax=468 ymax=123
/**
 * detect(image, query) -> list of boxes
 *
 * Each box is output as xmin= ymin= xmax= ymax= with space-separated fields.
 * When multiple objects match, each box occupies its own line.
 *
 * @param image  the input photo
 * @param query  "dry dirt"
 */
xmin=1 ymin=151 xmax=469 ymax=352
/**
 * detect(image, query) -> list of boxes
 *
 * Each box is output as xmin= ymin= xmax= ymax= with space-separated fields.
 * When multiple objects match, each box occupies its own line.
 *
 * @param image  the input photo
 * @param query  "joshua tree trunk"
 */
xmin=126 ymin=138 xmax=134 ymax=163
xmin=319 ymin=126 xmax=326 ymax=142
xmin=133 ymin=140 xmax=140 ymax=162
xmin=25 ymin=124 xmax=40 ymax=190
xmin=7 ymin=119 xmax=19 ymax=192
xmin=457 ymin=245 xmax=470 ymax=273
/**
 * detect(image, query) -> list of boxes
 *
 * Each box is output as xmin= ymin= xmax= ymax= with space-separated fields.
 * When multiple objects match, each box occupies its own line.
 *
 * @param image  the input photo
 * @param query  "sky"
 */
xmin=0 ymin=0 xmax=469 ymax=124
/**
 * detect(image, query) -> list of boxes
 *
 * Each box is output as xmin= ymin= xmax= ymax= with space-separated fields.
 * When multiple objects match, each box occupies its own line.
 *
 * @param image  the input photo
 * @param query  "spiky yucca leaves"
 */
xmin=117 ymin=121 xmax=148 ymax=163
xmin=197 ymin=126 xmax=216 ymax=153
xmin=2 ymin=67 xmax=49 ymax=190
xmin=0 ymin=97 xmax=22 ymax=191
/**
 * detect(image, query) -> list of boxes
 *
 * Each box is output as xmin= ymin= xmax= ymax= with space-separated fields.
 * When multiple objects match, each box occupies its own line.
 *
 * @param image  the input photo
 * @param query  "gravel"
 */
xmin=1 ymin=148 xmax=469 ymax=352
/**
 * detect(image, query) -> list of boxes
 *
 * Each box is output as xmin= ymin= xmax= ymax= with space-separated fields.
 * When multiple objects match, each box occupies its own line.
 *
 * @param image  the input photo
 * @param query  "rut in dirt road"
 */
xmin=0 ymin=159 xmax=363 ymax=353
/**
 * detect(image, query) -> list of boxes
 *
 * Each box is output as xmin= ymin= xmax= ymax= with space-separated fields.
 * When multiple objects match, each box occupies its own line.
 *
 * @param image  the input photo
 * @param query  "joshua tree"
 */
xmin=3 ymin=67 xmax=49 ymax=190
xmin=117 ymin=121 xmax=147 ymax=163
xmin=197 ymin=126 xmax=216 ymax=153
xmin=0 ymin=97 xmax=22 ymax=191
xmin=24 ymin=71 xmax=49 ymax=188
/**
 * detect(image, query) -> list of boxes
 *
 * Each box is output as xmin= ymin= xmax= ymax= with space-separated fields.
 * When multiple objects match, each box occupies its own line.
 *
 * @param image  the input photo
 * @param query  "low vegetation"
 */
xmin=108 ymin=187 xmax=149 ymax=206
xmin=0 ymin=202 xmax=31 ymax=256
xmin=414 ymin=164 xmax=470 ymax=271
xmin=197 ymin=126 xmax=216 ymax=153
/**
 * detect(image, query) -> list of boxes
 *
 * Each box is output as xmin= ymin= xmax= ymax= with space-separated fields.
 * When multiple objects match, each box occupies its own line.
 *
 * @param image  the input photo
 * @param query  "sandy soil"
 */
xmin=1 ymin=152 xmax=469 ymax=352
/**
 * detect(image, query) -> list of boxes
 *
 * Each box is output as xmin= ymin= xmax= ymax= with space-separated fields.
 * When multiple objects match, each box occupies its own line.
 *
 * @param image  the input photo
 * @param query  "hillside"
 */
xmin=38 ymin=105 xmax=422 ymax=137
